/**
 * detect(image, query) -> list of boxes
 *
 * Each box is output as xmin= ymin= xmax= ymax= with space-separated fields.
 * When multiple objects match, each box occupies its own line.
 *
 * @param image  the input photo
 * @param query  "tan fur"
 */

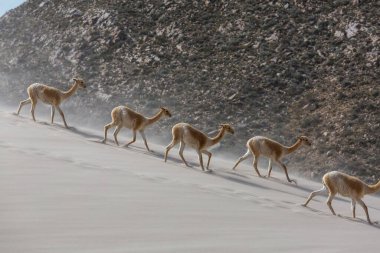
xmin=261 ymin=140 xmax=282 ymax=159
xmin=303 ymin=171 xmax=380 ymax=224
xmin=164 ymin=123 xmax=234 ymax=171
xmin=41 ymin=87 xmax=62 ymax=105
xmin=232 ymin=136 xmax=311 ymax=184
xmin=17 ymin=78 xmax=86 ymax=128
xmin=186 ymin=126 xmax=208 ymax=150
xmin=102 ymin=106 xmax=171 ymax=151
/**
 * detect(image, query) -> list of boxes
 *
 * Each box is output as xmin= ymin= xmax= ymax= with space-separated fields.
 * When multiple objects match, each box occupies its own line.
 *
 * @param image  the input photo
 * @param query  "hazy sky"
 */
xmin=0 ymin=0 xmax=25 ymax=16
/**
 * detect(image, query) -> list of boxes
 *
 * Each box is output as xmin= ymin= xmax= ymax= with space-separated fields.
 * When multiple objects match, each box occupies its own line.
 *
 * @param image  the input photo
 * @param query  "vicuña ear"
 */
xmin=73 ymin=78 xmax=78 ymax=81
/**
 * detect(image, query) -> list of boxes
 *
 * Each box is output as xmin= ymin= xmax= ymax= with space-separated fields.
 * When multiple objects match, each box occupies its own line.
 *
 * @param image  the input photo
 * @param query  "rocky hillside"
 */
xmin=0 ymin=0 xmax=379 ymax=182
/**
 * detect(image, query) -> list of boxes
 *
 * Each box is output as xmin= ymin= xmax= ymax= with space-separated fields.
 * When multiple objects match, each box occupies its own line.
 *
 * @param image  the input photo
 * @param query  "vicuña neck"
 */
xmin=145 ymin=110 xmax=163 ymax=126
xmin=284 ymin=140 xmax=303 ymax=155
xmin=62 ymin=82 xmax=79 ymax=100
xmin=366 ymin=181 xmax=380 ymax=194
xmin=210 ymin=128 xmax=226 ymax=146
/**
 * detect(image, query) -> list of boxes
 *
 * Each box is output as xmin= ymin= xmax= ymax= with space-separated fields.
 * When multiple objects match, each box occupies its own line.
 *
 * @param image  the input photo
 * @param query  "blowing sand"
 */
xmin=0 ymin=108 xmax=379 ymax=253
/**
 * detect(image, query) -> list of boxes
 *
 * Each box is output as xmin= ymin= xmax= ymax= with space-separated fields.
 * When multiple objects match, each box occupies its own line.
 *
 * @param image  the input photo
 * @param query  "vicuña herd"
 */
xmin=15 ymin=77 xmax=378 ymax=224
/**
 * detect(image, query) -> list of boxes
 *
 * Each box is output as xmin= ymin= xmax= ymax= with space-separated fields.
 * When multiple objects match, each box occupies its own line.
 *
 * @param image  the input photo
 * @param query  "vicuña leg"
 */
xmin=125 ymin=130 xmax=136 ymax=147
xmin=102 ymin=121 xmax=117 ymax=143
xmin=357 ymin=199 xmax=371 ymax=224
xmin=164 ymin=139 xmax=179 ymax=162
xmin=56 ymin=106 xmax=68 ymax=128
xmin=178 ymin=141 xmax=189 ymax=167
xmin=253 ymin=155 xmax=262 ymax=177
xmin=113 ymin=125 xmax=122 ymax=146
xmin=232 ymin=149 xmax=250 ymax=170
xmin=303 ymin=186 xmax=326 ymax=206
xmin=201 ymin=150 xmax=212 ymax=170
xmin=197 ymin=150 xmax=205 ymax=171
xmin=51 ymin=106 xmax=55 ymax=124
xmin=278 ymin=161 xmax=296 ymax=184
xmin=139 ymin=130 xmax=150 ymax=151
xmin=17 ymin=98 xmax=31 ymax=115
xmin=266 ymin=159 xmax=273 ymax=177
xmin=326 ymin=193 xmax=336 ymax=215
xmin=351 ymin=199 xmax=356 ymax=218
xmin=30 ymin=98 xmax=37 ymax=122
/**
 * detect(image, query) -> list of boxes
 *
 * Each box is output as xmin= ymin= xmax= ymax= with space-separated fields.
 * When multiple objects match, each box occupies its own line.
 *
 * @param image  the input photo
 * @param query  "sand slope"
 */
xmin=0 ymin=109 xmax=379 ymax=253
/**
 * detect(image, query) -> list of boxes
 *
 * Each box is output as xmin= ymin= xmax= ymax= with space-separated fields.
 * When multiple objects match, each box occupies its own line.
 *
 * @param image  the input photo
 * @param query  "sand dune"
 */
xmin=0 ymin=108 xmax=379 ymax=253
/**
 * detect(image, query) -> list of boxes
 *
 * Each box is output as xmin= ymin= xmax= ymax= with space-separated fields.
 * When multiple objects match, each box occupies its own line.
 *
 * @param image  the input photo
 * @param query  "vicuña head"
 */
xmin=73 ymin=78 xmax=86 ymax=89
xmin=219 ymin=123 xmax=235 ymax=134
xmin=297 ymin=135 xmax=312 ymax=146
xmin=160 ymin=107 xmax=172 ymax=117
